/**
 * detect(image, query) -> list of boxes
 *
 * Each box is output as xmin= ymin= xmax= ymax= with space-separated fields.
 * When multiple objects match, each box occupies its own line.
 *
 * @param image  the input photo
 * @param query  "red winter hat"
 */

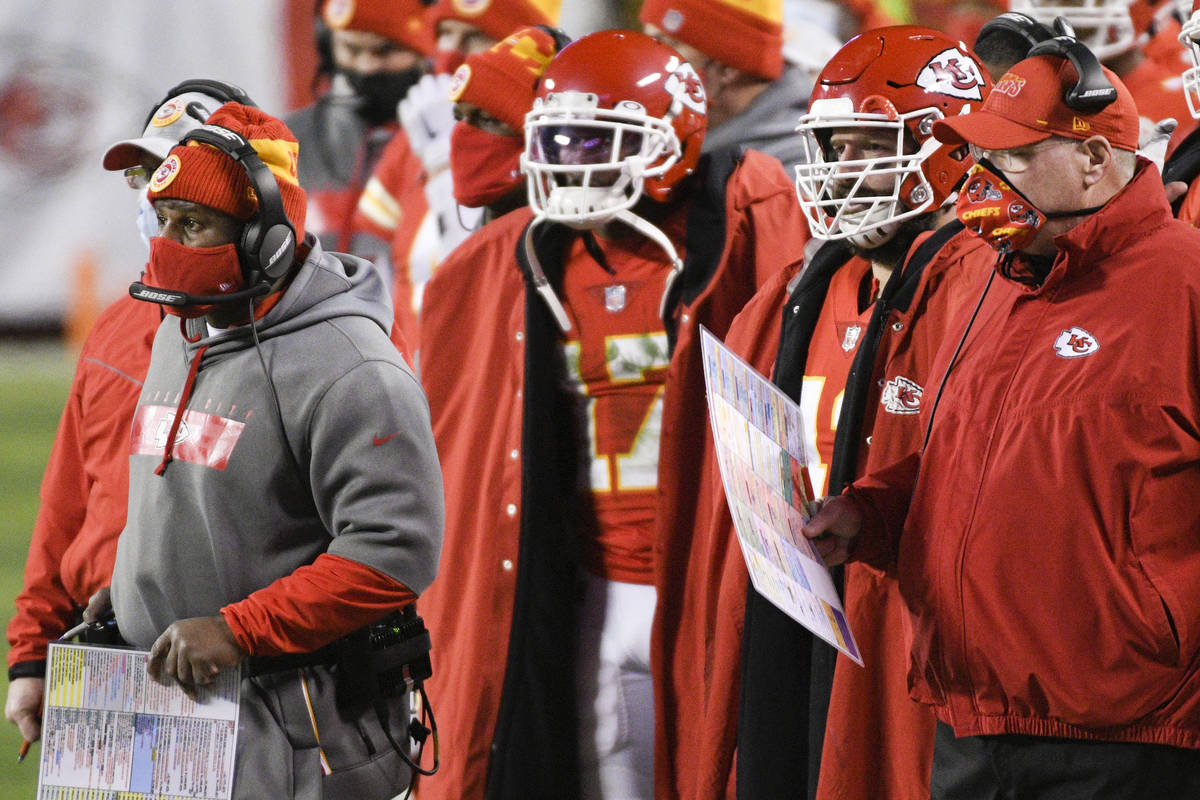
xmin=147 ymin=102 xmax=308 ymax=242
xmin=447 ymin=26 xmax=558 ymax=131
xmin=322 ymin=0 xmax=434 ymax=56
xmin=933 ymin=55 xmax=1140 ymax=152
xmin=639 ymin=0 xmax=784 ymax=80
xmin=426 ymin=0 xmax=561 ymax=45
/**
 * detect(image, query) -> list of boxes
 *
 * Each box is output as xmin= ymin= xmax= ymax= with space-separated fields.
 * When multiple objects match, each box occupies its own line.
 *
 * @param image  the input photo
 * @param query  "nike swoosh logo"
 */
xmin=373 ymin=431 xmax=400 ymax=446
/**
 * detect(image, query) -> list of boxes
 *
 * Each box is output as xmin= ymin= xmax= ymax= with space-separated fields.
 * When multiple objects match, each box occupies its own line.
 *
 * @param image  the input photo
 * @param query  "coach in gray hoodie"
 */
xmin=104 ymin=102 xmax=443 ymax=800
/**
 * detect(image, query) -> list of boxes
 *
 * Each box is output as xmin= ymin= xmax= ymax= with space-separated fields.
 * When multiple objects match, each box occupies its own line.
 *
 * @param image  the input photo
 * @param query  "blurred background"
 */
xmin=0 ymin=0 xmax=1001 ymax=794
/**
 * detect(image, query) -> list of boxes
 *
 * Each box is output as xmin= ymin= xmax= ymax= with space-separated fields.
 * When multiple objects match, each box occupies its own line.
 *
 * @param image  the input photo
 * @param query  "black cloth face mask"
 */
xmin=340 ymin=65 xmax=423 ymax=126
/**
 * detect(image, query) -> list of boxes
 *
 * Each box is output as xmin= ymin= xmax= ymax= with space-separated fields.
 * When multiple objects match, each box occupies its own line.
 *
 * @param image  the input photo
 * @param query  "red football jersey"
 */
xmin=560 ymin=233 xmax=676 ymax=584
xmin=800 ymin=256 xmax=875 ymax=496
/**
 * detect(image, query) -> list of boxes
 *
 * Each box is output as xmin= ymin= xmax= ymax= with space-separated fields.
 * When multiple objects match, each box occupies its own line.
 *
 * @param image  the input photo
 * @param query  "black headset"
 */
xmin=1026 ymin=34 xmax=1119 ymax=112
xmin=975 ymin=11 xmax=1056 ymax=52
xmin=130 ymin=123 xmax=296 ymax=308
xmin=142 ymin=78 xmax=257 ymax=132
xmin=178 ymin=124 xmax=298 ymax=287
xmin=533 ymin=24 xmax=574 ymax=52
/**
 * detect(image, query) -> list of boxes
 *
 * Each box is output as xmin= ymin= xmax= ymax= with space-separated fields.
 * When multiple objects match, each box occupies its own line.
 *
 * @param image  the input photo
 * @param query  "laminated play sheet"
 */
xmin=37 ymin=642 xmax=240 ymax=799
xmin=700 ymin=326 xmax=862 ymax=666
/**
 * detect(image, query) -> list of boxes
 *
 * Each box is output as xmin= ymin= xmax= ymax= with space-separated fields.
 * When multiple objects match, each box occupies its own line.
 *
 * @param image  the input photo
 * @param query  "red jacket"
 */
xmin=351 ymin=130 xmax=434 ymax=347
xmin=656 ymin=256 xmax=800 ymax=800
xmin=416 ymin=150 xmax=809 ymax=800
xmin=7 ymin=295 xmax=159 ymax=671
xmin=672 ymin=225 xmax=993 ymax=800
xmin=853 ymin=163 xmax=1200 ymax=748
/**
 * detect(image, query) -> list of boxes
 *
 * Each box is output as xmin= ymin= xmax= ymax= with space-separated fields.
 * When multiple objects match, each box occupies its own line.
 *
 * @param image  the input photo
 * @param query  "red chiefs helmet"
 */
xmin=522 ymin=29 xmax=707 ymax=226
xmin=793 ymin=26 xmax=991 ymax=248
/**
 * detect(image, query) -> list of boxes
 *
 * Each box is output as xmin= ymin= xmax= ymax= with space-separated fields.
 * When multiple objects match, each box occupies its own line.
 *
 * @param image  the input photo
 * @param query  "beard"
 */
xmin=849 ymin=211 xmax=937 ymax=271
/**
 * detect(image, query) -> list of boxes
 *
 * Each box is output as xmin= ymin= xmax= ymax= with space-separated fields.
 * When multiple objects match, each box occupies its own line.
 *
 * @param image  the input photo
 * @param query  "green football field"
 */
xmin=0 ymin=339 xmax=75 ymax=797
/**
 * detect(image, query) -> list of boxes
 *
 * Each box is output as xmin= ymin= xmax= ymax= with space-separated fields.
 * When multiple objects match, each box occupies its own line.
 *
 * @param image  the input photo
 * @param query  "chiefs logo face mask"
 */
xmin=145 ymin=237 xmax=245 ymax=318
xmin=955 ymin=161 xmax=1047 ymax=254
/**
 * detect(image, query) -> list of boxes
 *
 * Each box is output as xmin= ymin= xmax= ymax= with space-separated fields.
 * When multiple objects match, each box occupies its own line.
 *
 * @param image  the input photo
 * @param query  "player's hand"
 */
xmin=399 ymin=73 xmax=455 ymax=174
xmin=1138 ymin=116 xmax=1176 ymax=171
xmin=802 ymin=495 xmax=863 ymax=566
xmin=82 ymin=585 xmax=111 ymax=623
xmin=4 ymin=677 xmax=44 ymax=742
xmin=147 ymin=616 xmax=245 ymax=699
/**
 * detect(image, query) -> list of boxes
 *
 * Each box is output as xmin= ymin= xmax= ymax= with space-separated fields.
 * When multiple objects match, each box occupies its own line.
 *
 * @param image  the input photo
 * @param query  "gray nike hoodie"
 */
xmin=112 ymin=240 xmax=443 ymax=650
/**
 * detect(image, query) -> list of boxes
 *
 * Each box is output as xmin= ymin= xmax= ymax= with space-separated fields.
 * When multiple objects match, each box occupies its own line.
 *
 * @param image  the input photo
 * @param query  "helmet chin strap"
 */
xmin=845 ymin=212 xmax=901 ymax=249
xmin=524 ymin=207 xmax=685 ymax=334
xmin=611 ymin=208 xmax=684 ymax=324
xmin=522 ymin=219 xmax=574 ymax=333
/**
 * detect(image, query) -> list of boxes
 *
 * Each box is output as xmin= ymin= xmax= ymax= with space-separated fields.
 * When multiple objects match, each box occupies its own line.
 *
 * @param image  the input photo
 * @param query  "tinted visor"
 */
xmin=533 ymin=123 xmax=644 ymax=166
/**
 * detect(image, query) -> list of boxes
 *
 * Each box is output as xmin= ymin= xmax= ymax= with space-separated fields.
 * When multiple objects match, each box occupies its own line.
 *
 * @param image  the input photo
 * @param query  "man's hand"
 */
xmin=802 ymin=495 xmax=864 ymax=566
xmin=147 ymin=616 xmax=245 ymax=699
xmin=82 ymin=585 xmax=111 ymax=623
xmin=1138 ymin=116 xmax=1177 ymax=171
xmin=4 ymin=677 xmax=44 ymax=742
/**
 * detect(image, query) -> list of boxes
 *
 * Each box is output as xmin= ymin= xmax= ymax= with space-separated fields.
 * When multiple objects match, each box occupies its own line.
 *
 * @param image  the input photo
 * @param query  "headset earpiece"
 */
xmin=976 ymin=11 xmax=1055 ymax=51
xmin=533 ymin=24 xmax=574 ymax=52
xmin=178 ymin=125 xmax=297 ymax=287
xmin=1026 ymin=35 xmax=1119 ymax=112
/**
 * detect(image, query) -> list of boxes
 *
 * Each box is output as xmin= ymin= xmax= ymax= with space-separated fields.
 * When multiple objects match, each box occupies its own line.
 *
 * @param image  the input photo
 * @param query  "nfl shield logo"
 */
xmin=605 ymin=284 xmax=627 ymax=313
xmin=841 ymin=324 xmax=861 ymax=352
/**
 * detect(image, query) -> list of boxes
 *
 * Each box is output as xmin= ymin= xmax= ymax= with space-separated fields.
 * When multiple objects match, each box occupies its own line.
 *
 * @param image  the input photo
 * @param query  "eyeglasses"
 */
xmin=123 ymin=166 xmax=151 ymax=190
xmin=968 ymin=138 xmax=1073 ymax=174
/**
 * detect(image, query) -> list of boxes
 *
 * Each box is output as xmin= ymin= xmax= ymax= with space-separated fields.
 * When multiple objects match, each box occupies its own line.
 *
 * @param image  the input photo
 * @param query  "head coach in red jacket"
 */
xmin=804 ymin=35 xmax=1200 ymax=799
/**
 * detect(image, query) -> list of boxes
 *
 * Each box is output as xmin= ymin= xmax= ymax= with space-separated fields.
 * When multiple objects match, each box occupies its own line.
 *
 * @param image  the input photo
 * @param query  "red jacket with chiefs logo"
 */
xmin=669 ymin=223 xmax=993 ymax=800
xmin=415 ymin=149 xmax=809 ymax=800
xmin=851 ymin=162 xmax=1200 ymax=749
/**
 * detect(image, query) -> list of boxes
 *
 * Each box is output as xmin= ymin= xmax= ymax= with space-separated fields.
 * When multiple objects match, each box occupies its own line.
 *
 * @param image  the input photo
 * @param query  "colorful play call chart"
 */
xmin=700 ymin=326 xmax=862 ymax=666
xmin=37 ymin=642 xmax=240 ymax=799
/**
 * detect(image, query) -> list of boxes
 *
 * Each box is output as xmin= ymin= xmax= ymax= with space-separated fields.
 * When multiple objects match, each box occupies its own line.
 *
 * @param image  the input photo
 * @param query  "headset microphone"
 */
xmin=129 ymin=279 xmax=271 ymax=307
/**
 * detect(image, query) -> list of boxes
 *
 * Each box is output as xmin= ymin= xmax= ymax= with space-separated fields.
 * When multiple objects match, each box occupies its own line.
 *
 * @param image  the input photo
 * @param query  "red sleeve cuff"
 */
xmin=221 ymin=553 xmax=416 ymax=656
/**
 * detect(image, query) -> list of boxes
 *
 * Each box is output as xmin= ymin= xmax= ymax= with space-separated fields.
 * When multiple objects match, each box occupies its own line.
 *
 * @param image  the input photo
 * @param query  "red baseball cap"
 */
xmin=932 ymin=54 xmax=1139 ymax=152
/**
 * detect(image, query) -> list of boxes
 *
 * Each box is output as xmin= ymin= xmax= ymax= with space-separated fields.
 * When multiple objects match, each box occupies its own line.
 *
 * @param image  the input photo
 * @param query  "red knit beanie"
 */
xmin=447 ymin=26 xmax=558 ymax=131
xmin=426 ymin=0 xmax=560 ymax=44
xmin=147 ymin=102 xmax=308 ymax=243
xmin=639 ymin=0 xmax=785 ymax=80
xmin=323 ymin=0 xmax=435 ymax=56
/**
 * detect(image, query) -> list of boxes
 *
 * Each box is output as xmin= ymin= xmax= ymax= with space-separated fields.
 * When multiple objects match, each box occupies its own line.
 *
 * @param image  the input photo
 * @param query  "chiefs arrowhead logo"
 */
xmin=916 ymin=48 xmax=986 ymax=101
xmin=1054 ymin=326 xmax=1099 ymax=358
xmin=881 ymin=376 xmax=923 ymax=415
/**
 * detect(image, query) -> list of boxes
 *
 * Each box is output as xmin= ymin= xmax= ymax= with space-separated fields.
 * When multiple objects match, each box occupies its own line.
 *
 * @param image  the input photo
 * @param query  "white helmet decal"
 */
xmin=916 ymin=48 xmax=987 ymax=102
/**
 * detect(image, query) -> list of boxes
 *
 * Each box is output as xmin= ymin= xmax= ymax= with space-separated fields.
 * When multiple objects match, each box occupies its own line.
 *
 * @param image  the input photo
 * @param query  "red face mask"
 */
xmin=450 ymin=122 xmax=525 ymax=208
xmin=146 ymin=237 xmax=245 ymax=318
xmin=434 ymin=49 xmax=467 ymax=76
xmin=955 ymin=162 xmax=1046 ymax=254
